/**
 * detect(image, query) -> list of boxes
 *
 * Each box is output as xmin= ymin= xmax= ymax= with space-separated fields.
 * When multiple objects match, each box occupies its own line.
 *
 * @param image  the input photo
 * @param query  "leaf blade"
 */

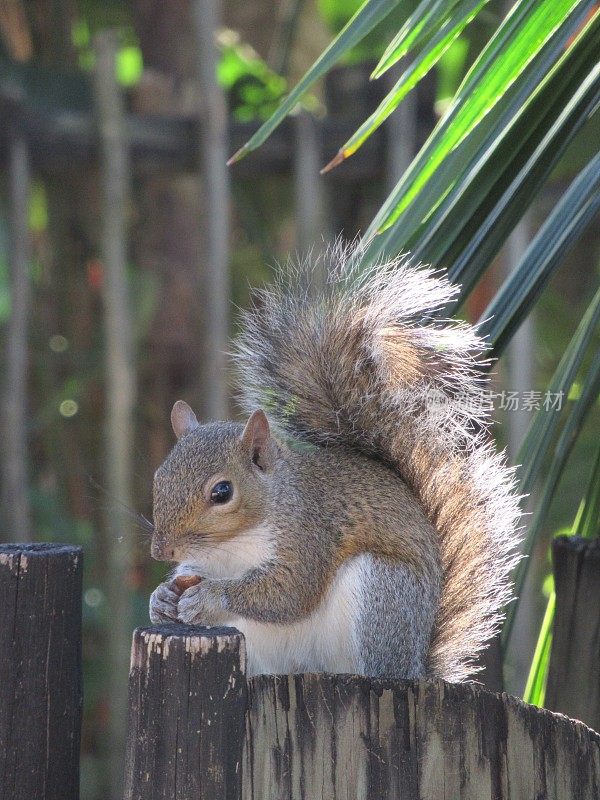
xmin=371 ymin=0 xmax=467 ymax=78
xmin=227 ymin=0 xmax=410 ymax=164
xmin=359 ymin=0 xmax=597 ymax=248
xmin=478 ymin=151 xmax=600 ymax=354
xmin=325 ymin=0 xmax=487 ymax=167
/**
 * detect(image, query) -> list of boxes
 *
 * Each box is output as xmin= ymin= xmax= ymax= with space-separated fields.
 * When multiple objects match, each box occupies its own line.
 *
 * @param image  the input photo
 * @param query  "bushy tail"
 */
xmin=235 ymin=243 xmax=521 ymax=681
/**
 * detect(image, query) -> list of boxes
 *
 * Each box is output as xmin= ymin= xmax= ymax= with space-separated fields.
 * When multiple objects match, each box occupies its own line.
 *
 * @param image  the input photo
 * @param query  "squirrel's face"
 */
xmin=151 ymin=402 xmax=277 ymax=562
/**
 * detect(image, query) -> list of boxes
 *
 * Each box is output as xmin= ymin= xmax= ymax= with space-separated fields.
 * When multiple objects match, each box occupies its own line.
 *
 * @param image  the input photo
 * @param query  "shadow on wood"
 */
xmin=123 ymin=625 xmax=600 ymax=800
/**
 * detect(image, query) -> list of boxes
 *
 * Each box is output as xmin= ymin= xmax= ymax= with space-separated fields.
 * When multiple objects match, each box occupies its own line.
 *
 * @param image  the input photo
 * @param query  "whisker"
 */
xmin=85 ymin=475 xmax=154 ymax=537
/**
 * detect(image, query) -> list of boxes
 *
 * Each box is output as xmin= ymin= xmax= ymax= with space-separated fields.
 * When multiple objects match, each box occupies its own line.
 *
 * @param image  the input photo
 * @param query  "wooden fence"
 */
xmin=1 ymin=539 xmax=600 ymax=800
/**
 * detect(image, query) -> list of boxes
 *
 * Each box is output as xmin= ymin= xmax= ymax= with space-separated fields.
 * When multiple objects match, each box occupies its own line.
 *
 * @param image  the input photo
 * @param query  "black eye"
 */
xmin=210 ymin=480 xmax=233 ymax=504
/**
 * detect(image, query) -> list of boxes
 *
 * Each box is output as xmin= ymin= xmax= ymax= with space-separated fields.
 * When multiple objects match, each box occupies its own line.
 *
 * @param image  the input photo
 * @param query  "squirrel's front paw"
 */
xmin=149 ymin=579 xmax=180 ymax=624
xmin=177 ymin=581 xmax=228 ymax=626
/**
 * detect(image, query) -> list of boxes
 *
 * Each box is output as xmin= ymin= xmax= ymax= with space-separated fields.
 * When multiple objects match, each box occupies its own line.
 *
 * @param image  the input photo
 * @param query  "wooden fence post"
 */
xmin=546 ymin=535 xmax=600 ymax=731
xmin=0 ymin=543 xmax=83 ymax=800
xmin=124 ymin=624 xmax=247 ymax=800
xmin=245 ymin=675 xmax=600 ymax=799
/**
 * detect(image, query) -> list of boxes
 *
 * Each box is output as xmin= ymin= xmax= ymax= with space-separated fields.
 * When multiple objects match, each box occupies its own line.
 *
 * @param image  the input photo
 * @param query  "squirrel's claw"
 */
xmin=177 ymin=581 xmax=228 ymax=626
xmin=149 ymin=580 xmax=180 ymax=624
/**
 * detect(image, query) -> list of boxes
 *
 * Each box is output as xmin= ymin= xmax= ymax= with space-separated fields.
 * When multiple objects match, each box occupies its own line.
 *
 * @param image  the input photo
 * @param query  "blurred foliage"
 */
xmin=318 ymin=0 xmax=419 ymax=63
xmin=70 ymin=13 xmax=288 ymax=117
xmin=217 ymin=30 xmax=288 ymax=121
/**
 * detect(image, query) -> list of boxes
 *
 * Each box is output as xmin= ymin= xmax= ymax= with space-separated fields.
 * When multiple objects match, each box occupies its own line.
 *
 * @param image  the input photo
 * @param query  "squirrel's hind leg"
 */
xmin=356 ymin=554 xmax=440 ymax=680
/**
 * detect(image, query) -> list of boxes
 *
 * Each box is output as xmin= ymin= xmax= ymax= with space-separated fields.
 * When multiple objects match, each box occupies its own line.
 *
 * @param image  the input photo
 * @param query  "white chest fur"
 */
xmin=177 ymin=527 xmax=370 ymax=677
xmin=177 ymin=524 xmax=276 ymax=580
xmin=230 ymin=554 xmax=369 ymax=676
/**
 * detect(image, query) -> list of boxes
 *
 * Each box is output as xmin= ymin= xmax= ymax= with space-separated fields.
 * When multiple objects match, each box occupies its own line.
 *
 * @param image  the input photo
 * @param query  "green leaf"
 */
xmin=226 ymin=0 xmax=410 ymax=164
xmin=578 ymin=442 xmax=600 ymax=539
xmin=325 ymin=0 xmax=486 ymax=167
xmin=523 ymin=590 xmax=555 ymax=706
xmin=479 ymin=152 xmax=600 ymax=354
xmin=359 ymin=1 xmax=598 ymax=267
xmin=413 ymin=60 xmax=599 ymax=301
xmin=516 ymin=285 xmax=600 ymax=501
xmin=500 ymin=291 xmax=600 ymax=648
xmin=379 ymin=0 xmax=594 ymax=230
xmin=371 ymin=0 xmax=470 ymax=78
xmin=503 ymin=345 xmax=600 ymax=647
xmin=361 ymin=0 xmax=597 ymax=244
xmin=425 ymin=54 xmax=600 ymax=295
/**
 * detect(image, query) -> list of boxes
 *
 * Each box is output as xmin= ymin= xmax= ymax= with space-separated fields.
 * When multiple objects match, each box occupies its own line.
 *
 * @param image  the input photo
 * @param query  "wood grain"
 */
xmin=124 ymin=624 xmax=247 ymax=800
xmin=0 ymin=543 xmax=83 ymax=800
xmin=244 ymin=675 xmax=600 ymax=800
xmin=123 ymin=624 xmax=600 ymax=800
xmin=546 ymin=535 xmax=600 ymax=732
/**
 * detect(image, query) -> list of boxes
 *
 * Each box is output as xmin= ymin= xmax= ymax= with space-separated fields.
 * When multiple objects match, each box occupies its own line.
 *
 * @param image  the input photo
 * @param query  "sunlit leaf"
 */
xmin=371 ymin=0 xmax=473 ymax=78
xmin=363 ymin=0 xmax=597 ymax=238
xmin=523 ymin=591 xmax=555 ymax=706
xmin=323 ymin=0 xmax=486 ymax=170
xmin=226 ymin=0 xmax=411 ymax=164
xmin=359 ymin=2 xmax=598 ymax=267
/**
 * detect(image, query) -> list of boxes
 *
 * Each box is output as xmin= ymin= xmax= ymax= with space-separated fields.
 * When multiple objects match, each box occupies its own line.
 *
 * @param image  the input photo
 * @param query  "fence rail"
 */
xmin=2 ymin=541 xmax=600 ymax=800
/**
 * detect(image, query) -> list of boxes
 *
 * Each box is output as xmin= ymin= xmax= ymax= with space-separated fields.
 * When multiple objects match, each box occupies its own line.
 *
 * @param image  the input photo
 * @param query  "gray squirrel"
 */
xmin=149 ymin=244 xmax=521 ymax=681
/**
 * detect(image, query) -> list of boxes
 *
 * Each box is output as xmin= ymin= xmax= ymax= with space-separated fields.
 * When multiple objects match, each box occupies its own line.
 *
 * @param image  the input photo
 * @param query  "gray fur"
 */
xmin=234 ymin=241 xmax=522 ymax=681
xmin=357 ymin=556 xmax=439 ymax=679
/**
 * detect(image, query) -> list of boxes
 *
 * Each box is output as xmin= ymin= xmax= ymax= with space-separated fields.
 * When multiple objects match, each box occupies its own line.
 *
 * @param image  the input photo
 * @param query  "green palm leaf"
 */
xmin=322 ymin=0 xmax=486 ymax=171
xmin=504 ymin=347 xmax=600 ymax=648
xmin=360 ymin=2 xmax=598 ymax=263
xmin=371 ymin=0 xmax=468 ymax=78
xmin=226 ymin=0 xmax=410 ymax=165
xmin=372 ymin=1 xmax=596 ymax=233
xmin=479 ymin=152 xmax=600 ymax=354
xmin=523 ymin=591 xmax=555 ymax=706
xmin=515 ymin=285 xmax=600 ymax=503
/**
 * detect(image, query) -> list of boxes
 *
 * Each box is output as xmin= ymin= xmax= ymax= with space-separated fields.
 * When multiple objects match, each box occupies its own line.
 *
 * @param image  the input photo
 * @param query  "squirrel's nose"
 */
xmin=151 ymin=534 xmax=175 ymax=562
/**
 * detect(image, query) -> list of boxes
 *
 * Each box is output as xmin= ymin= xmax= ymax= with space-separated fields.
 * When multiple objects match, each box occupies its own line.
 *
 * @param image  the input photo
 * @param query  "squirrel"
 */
xmin=149 ymin=243 xmax=521 ymax=681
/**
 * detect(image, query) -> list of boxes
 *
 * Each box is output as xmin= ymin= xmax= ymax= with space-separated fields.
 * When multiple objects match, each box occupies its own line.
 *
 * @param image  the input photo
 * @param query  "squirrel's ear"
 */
xmin=241 ymin=409 xmax=271 ymax=470
xmin=171 ymin=400 xmax=199 ymax=440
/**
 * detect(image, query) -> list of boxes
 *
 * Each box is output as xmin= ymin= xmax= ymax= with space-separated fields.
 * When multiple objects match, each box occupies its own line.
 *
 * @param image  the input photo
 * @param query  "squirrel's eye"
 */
xmin=210 ymin=480 xmax=233 ymax=504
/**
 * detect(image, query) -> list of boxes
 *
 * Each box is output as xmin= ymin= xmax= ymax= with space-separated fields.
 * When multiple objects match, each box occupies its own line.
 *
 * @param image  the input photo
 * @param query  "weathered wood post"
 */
xmin=245 ymin=675 xmax=600 ymax=799
xmin=124 ymin=624 xmax=247 ymax=799
xmin=123 ymin=624 xmax=600 ymax=799
xmin=546 ymin=535 xmax=600 ymax=731
xmin=0 ymin=543 xmax=83 ymax=800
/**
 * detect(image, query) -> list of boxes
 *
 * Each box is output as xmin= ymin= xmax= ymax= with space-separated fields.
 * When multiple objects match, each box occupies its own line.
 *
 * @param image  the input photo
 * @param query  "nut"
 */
xmin=174 ymin=574 xmax=202 ymax=594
